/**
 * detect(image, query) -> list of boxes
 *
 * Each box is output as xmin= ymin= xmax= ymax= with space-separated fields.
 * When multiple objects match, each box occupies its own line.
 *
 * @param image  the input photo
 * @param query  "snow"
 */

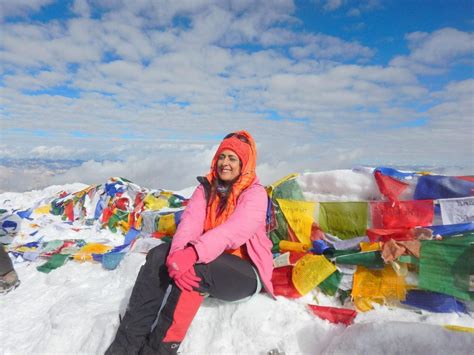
xmin=1 ymin=170 xmax=473 ymax=355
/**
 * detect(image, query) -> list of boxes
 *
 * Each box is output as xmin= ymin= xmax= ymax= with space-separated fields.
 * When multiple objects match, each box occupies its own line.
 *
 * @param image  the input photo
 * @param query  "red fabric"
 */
xmin=308 ymin=305 xmax=357 ymax=326
xmin=367 ymin=228 xmax=414 ymax=242
xmin=457 ymin=176 xmax=474 ymax=182
xmin=214 ymin=136 xmax=250 ymax=168
xmin=310 ymin=223 xmax=325 ymax=241
xmin=162 ymin=291 xmax=204 ymax=342
xmin=130 ymin=192 xmax=145 ymax=229
xmin=114 ymin=197 xmax=129 ymax=210
xmin=151 ymin=231 xmax=168 ymax=239
xmin=64 ymin=202 xmax=74 ymax=222
xmin=370 ymin=200 xmax=434 ymax=229
xmin=101 ymin=207 xmax=113 ymax=224
xmin=166 ymin=247 xmax=198 ymax=279
xmin=374 ymin=170 xmax=409 ymax=202
xmin=289 ymin=252 xmax=307 ymax=264
xmin=271 ymin=266 xmax=301 ymax=298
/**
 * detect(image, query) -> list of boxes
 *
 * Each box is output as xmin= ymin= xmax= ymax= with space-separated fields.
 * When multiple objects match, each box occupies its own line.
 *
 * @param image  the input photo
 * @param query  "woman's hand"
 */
xmin=174 ymin=269 xmax=201 ymax=292
xmin=166 ymin=246 xmax=198 ymax=279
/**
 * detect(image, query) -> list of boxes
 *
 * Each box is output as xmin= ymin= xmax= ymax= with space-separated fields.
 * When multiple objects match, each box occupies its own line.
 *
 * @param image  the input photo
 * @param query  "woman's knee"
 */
xmin=146 ymin=243 xmax=170 ymax=265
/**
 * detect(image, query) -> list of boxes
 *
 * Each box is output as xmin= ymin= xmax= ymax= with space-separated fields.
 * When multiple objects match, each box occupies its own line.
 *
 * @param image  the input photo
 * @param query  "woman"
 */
xmin=0 ymin=245 xmax=20 ymax=294
xmin=106 ymin=131 xmax=275 ymax=355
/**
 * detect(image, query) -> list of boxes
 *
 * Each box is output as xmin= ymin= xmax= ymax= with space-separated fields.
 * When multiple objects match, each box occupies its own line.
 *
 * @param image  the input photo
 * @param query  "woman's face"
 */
xmin=217 ymin=149 xmax=241 ymax=182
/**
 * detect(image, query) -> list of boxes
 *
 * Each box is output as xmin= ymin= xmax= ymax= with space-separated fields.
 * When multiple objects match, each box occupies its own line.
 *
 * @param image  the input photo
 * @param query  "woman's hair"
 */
xmin=209 ymin=178 xmax=233 ymax=215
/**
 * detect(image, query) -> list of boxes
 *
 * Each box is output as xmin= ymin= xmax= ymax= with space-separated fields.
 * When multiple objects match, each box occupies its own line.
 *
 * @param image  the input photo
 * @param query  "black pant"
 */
xmin=106 ymin=243 xmax=259 ymax=355
xmin=0 ymin=245 xmax=14 ymax=276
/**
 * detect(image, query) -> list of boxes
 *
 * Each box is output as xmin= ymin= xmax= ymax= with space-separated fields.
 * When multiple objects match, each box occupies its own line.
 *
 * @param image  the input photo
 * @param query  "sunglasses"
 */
xmin=224 ymin=133 xmax=250 ymax=144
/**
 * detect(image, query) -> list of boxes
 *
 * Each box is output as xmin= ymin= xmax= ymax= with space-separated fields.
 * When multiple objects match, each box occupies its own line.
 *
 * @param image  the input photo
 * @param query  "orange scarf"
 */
xmin=203 ymin=130 xmax=257 ymax=232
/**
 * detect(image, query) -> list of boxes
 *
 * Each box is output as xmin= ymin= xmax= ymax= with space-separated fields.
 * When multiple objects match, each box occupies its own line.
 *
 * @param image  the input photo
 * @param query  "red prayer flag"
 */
xmin=374 ymin=170 xmax=409 ymax=202
xmin=271 ymin=266 xmax=301 ymax=298
xmin=115 ymin=197 xmax=129 ymax=210
xmin=370 ymin=200 xmax=434 ymax=229
xmin=64 ymin=202 xmax=74 ymax=222
xmin=457 ymin=176 xmax=474 ymax=183
xmin=366 ymin=228 xmax=414 ymax=242
xmin=310 ymin=222 xmax=325 ymax=241
xmin=101 ymin=207 xmax=113 ymax=224
xmin=289 ymin=251 xmax=307 ymax=264
xmin=151 ymin=231 xmax=168 ymax=239
xmin=308 ymin=305 xmax=357 ymax=326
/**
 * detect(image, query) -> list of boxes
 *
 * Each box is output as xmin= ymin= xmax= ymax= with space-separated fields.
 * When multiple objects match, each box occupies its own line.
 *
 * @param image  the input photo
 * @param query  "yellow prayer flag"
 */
xmin=292 ymin=254 xmax=336 ymax=296
xmin=277 ymin=199 xmax=316 ymax=245
xmin=157 ymin=213 xmax=176 ymax=235
xmin=73 ymin=243 xmax=112 ymax=262
xmin=34 ymin=205 xmax=51 ymax=215
xmin=352 ymin=265 xmax=407 ymax=311
xmin=144 ymin=194 xmax=169 ymax=210
xmin=279 ymin=240 xmax=310 ymax=253
xmin=443 ymin=325 xmax=474 ymax=334
xmin=360 ymin=242 xmax=381 ymax=252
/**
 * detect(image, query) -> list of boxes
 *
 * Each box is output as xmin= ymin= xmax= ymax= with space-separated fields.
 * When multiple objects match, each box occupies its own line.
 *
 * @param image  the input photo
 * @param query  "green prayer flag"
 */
xmin=419 ymin=234 xmax=474 ymax=301
xmin=319 ymin=270 xmax=343 ymax=296
xmin=332 ymin=249 xmax=360 ymax=258
xmin=37 ymin=254 xmax=70 ymax=273
xmin=168 ymin=195 xmax=182 ymax=208
xmin=318 ymin=202 xmax=368 ymax=240
xmin=161 ymin=236 xmax=172 ymax=243
xmin=335 ymin=251 xmax=385 ymax=269
xmin=272 ymin=179 xmax=305 ymax=200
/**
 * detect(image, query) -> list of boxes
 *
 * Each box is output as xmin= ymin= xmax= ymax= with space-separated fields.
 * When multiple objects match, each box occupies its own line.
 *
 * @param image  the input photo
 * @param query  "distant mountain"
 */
xmin=0 ymin=158 xmax=86 ymax=171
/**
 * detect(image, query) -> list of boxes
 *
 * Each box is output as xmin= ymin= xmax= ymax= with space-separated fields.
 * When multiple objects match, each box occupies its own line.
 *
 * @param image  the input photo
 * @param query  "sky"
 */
xmin=0 ymin=0 xmax=473 ymax=192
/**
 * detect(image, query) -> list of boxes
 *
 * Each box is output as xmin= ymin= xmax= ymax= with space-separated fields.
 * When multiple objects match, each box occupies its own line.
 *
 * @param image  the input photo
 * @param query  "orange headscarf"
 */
xmin=203 ymin=130 xmax=257 ymax=232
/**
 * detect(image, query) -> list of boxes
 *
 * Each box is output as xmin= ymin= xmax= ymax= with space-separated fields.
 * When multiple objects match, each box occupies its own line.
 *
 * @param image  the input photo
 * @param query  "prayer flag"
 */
xmin=308 ymin=305 xmax=357 ymax=326
xmin=439 ymin=197 xmax=474 ymax=225
xmin=277 ymin=199 xmax=316 ymax=245
xmin=414 ymin=175 xmax=474 ymax=200
xmin=292 ymin=254 xmax=336 ymax=295
xmin=370 ymin=200 xmax=433 ymax=229
xmin=319 ymin=202 xmax=368 ymax=239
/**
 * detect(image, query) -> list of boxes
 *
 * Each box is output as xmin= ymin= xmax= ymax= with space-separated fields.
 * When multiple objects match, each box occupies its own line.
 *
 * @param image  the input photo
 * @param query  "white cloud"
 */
xmin=71 ymin=0 xmax=91 ymax=17
xmin=323 ymin=0 xmax=343 ymax=12
xmin=288 ymin=34 xmax=374 ymax=60
xmin=0 ymin=0 xmax=54 ymax=20
xmin=30 ymin=145 xmax=89 ymax=159
xmin=391 ymin=28 xmax=474 ymax=74
xmin=0 ymin=2 xmax=473 ymax=192
xmin=314 ymin=0 xmax=381 ymax=15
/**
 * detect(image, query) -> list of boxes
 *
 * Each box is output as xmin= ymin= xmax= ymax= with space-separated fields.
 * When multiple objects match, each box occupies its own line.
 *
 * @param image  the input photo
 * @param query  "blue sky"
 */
xmin=0 ymin=0 xmax=473 ymax=191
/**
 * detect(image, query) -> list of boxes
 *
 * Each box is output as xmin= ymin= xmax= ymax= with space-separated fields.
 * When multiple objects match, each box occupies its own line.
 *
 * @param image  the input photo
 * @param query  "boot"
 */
xmin=140 ymin=342 xmax=181 ymax=355
xmin=0 ymin=270 xmax=20 ymax=294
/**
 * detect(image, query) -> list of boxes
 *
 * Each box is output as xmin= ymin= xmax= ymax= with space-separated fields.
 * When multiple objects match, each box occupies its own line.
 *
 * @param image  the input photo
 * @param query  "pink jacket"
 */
xmin=170 ymin=178 xmax=275 ymax=298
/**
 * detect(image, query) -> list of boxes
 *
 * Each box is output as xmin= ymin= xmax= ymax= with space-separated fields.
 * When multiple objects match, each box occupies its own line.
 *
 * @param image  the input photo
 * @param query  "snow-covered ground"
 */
xmin=1 ymin=170 xmax=473 ymax=354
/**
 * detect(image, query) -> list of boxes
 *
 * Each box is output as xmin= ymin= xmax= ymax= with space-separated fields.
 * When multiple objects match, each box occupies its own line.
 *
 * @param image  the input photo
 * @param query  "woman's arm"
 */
xmin=169 ymin=185 xmax=207 ymax=254
xmin=190 ymin=184 xmax=267 ymax=263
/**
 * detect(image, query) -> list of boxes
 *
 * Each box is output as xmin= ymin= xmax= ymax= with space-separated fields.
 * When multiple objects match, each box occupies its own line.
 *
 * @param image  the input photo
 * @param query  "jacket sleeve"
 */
xmin=169 ymin=185 xmax=207 ymax=254
xmin=190 ymin=184 xmax=268 ymax=263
